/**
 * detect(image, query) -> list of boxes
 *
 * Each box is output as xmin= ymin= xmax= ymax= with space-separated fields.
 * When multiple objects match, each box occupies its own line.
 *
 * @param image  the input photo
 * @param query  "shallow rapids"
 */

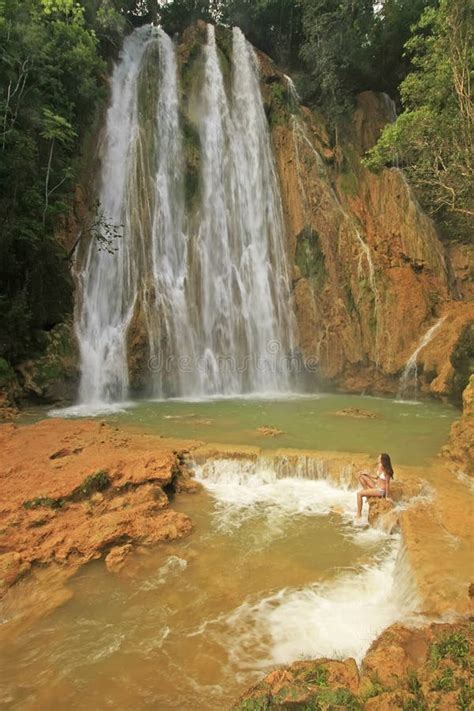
xmin=1 ymin=459 xmax=418 ymax=710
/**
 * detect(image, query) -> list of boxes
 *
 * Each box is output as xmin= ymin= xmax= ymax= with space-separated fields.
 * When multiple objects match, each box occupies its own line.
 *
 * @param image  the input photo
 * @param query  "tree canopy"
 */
xmin=364 ymin=0 xmax=473 ymax=240
xmin=0 ymin=0 xmax=108 ymax=360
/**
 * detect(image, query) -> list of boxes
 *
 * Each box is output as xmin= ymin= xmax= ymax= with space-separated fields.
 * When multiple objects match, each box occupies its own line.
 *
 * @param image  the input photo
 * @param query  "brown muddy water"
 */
xmin=0 ymin=457 xmax=417 ymax=711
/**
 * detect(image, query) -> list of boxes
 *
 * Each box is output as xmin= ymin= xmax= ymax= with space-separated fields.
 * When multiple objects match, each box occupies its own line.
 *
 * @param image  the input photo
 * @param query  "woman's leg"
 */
xmin=358 ymin=473 xmax=377 ymax=488
xmin=356 ymin=488 xmax=383 ymax=517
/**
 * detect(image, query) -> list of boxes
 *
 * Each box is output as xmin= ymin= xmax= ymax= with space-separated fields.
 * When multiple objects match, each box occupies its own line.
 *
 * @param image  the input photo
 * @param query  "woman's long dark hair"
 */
xmin=381 ymin=453 xmax=394 ymax=478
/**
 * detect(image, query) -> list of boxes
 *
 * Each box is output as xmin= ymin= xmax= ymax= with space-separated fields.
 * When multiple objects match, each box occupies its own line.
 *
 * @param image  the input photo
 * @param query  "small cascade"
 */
xmin=381 ymin=92 xmax=399 ymax=168
xmin=192 ymin=454 xmax=419 ymax=666
xmin=381 ymin=92 xmax=397 ymax=123
xmin=75 ymin=24 xmax=297 ymax=404
xmin=222 ymin=539 xmax=418 ymax=666
xmin=354 ymin=228 xmax=382 ymax=364
xmin=283 ymin=73 xmax=300 ymax=109
xmin=195 ymin=454 xmax=355 ymax=487
xmin=398 ymin=316 xmax=447 ymax=399
xmin=193 ymin=454 xmax=358 ymax=516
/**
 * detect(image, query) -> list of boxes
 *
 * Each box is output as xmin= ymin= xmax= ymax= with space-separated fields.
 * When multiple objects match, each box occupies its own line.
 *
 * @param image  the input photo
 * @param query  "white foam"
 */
xmin=48 ymin=401 xmax=134 ymax=418
xmin=195 ymin=541 xmax=418 ymax=669
xmin=148 ymin=391 xmax=325 ymax=404
xmin=194 ymin=458 xmax=391 ymax=547
xmin=138 ymin=556 xmax=188 ymax=592
xmin=188 ymin=457 xmax=420 ymax=669
xmin=195 ymin=458 xmax=356 ymax=517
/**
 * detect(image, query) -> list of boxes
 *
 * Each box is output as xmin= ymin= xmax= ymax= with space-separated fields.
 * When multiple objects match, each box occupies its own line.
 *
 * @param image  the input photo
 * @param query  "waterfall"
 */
xmin=146 ymin=29 xmax=195 ymax=397
xmin=75 ymin=26 xmax=158 ymax=404
xmin=75 ymin=24 xmax=296 ymax=404
xmin=398 ymin=316 xmax=446 ymax=399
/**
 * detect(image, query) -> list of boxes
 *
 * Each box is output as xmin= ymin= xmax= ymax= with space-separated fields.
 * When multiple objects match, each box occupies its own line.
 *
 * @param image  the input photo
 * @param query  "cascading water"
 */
xmin=75 ymin=26 xmax=158 ymax=405
xmin=398 ymin=316 xmax=447 ymax=399
xmin=192 ymin=456 xmax=420 ymax=666
xmin=75 ymin=24 xmax=296 ymax=405
xmin=188 ymin=25 xmax=296 ymax=395
xmin=145 ymin=28 xmax=196 ymax=397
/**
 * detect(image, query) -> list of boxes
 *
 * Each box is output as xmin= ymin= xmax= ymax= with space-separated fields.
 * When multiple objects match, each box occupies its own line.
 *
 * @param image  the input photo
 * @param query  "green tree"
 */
xmin=0 ymin=0 xmax=106 ymax=361
xmin=158 ymin=0 xmax=218 ymax=35
xmin=364 ymin=0 xmax=473 ymax=240
xmin=368 ymin=0 xmax=437 ymax=99
xmin=298 ymin=0 xmax=374 ymax=121
xmin=40 ymin=109 xmax=77 ymax=223
xmin=221 ymin=0 xmax=304 ymax=69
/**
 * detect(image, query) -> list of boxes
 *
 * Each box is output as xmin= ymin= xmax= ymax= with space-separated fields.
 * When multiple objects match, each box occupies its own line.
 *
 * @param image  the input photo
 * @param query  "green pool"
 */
xmin=47 ymin=393 xmax=458 ymax=466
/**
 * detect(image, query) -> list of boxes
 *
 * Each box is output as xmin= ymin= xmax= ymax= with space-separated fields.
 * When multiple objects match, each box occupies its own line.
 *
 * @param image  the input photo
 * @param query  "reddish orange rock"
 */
xmin=0 ymin=418 xmax=197 ymax=595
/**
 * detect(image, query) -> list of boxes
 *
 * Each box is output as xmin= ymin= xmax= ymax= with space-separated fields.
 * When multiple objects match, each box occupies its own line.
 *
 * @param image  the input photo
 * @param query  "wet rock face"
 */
xmin=1 ymin=322 xmax=79 ymax=410
xmin=367 ymin=498 xmax=397 ymax=532
xmin=271 ymin=80 xmax=471 ymax=399
xmin=127 ymin=297 xmax=152 ymax=394
xmin=448 ymin=242 xmax=474 ymax=302
xmin=0 ymin=552 xmax=31 ymax=596
xmin=14 ymin=321 xmax=79 ymax=404
xmin=0 ymin=358 xmax=21 ymax=417
xmin=441 ymin=374 xmax=474 ymax=476
xmin=352 ymin=91 xmax=396 ymax=155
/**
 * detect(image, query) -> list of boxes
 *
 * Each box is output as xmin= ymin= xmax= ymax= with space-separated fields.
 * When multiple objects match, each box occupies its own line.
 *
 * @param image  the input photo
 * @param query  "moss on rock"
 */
xmin=233 ymin=623 xmax=473 ymax=711
xmin=23 ymin=470 xmax=111 ymax=511
xmin=70 ymin=470 xmax=111 ymax=501
xmin=295 ymin=227 xmax=327 ymax=288
xmin=267 ymin=80 xmax=292 ymax=126
xmin=17 ymin=321 xmax=79 ymax=403
xmin=0 ymin=357 xmax=15 ymax=387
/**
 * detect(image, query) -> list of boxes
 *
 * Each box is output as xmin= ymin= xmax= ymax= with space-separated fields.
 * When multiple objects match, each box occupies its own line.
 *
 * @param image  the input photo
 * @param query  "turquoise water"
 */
xmin=48 ymin=393 xmax=457 ymax=466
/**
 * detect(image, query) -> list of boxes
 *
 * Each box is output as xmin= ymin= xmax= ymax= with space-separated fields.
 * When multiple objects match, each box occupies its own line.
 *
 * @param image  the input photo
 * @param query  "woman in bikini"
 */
xmin=355 ymin=452 xmax=394 ymax=520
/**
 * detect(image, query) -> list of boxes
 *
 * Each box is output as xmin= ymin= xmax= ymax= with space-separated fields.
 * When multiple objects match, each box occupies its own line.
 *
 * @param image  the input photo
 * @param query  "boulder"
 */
xmin=368 ymin=497 xmax=398 ymax=531
xmin=105 ymin=544 xmax=134 ymax=573
xmin=0 ymin=552 xmax=31 ymax=596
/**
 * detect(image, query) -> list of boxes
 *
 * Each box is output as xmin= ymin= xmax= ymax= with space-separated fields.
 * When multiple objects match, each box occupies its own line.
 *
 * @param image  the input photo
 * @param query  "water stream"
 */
xmin=398 ymin=316 xmax=447 ymax=399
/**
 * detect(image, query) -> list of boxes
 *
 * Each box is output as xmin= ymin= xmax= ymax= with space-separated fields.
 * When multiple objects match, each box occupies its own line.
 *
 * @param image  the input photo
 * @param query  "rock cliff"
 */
xmin=266 ymin=74 xmax=473 ymax=399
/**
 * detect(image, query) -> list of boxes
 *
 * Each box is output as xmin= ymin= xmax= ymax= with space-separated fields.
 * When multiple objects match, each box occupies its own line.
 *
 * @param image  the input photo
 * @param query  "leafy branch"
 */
xmin=67 ymin=203 xmax=123 ymax=261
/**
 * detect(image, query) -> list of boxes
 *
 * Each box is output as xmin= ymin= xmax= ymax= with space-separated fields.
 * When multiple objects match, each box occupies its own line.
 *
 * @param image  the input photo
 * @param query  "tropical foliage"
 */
xmin=0 ymin=0 xmax=108 ymax=360
xmin=364 ymin=0 xmax=473 ymax=240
